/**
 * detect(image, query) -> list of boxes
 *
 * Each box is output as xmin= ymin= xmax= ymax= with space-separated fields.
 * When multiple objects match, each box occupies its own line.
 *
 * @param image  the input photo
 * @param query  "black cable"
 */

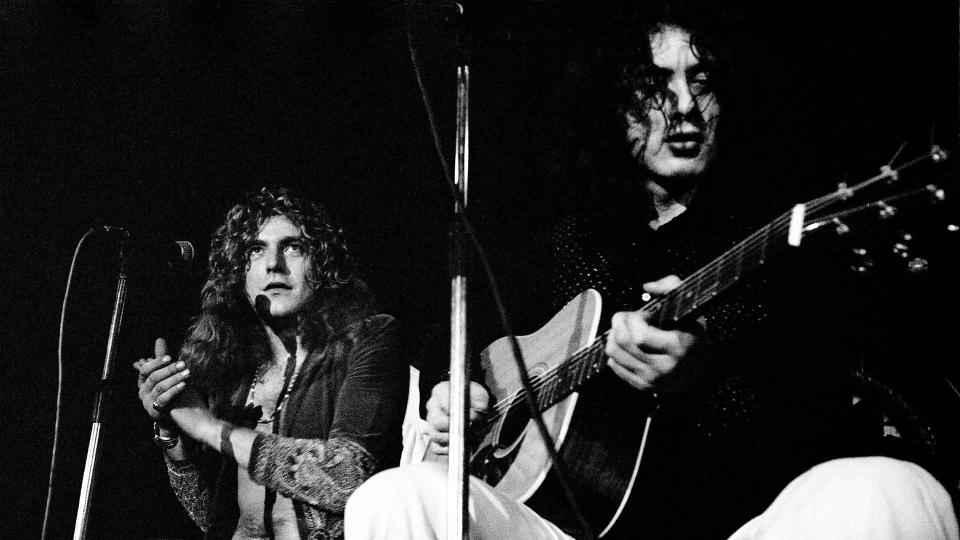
xmin=403 ymin=2 xmax=595 ymax=538
xmin=40 ymin=227 xmax=100 ymax=540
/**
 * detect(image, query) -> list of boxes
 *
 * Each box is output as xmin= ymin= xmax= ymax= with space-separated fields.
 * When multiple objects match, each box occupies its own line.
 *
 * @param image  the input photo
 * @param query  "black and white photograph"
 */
xmin=2 ymin=0 xmax=959 ymax=538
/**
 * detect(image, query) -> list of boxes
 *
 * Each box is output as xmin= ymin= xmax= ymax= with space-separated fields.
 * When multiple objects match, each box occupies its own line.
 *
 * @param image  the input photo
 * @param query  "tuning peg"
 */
xmin=878 ymin=202 xmax=897 ymax=219
xmin=892 ymin=242 xmax=910 ymax=258
xmin=850 ymin=247 xmax=874 ymax=274
xmin=833 ymin=218 xmax=850 ymax=235
xmin=836 ymin=182 xmax=853 ymax=200
xmin=879 ymin=165 xmax=899 ymax=183
xmin=930 ymin=145 xmax=948 ymax=162
xmin=850 ymin=258 xmax=875 ymax=274
xmin=907 ymin=257 xmax=929 ymax=274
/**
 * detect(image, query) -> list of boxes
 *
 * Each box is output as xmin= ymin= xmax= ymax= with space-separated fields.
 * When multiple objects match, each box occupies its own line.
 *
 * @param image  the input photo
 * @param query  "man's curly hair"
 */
xmin=178 ymin=186 xmax=376 ymax=391
xmin=549 ymin=0 xmax=741 ymax=220
xmin=598 ymin=0 xmax=733 ymax=128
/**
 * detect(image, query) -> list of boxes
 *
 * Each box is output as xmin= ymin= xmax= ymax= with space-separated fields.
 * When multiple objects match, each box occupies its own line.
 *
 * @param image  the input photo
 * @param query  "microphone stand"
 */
xmin=73 ymin=229 xmax=130 ymax=540
xmin=446 ymin=4 xmax=471 ymax=538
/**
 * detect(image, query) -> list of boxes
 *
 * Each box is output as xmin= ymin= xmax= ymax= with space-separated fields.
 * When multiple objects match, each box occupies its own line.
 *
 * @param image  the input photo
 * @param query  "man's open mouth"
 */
xmin=665 ymin=131 xmax=704 ymax=144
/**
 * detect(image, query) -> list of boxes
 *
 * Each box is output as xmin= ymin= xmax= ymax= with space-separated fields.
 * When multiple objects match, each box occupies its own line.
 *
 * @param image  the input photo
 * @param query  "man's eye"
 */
xmin=285 ymin=243 xmax=305 ymax=255
xmin=641 ymin=74 xmax=669 ymax=92
xmin=248 ymin=246 xmax=265 ymax=258
xmin=689 ymin=73 xmax=713 ymax=95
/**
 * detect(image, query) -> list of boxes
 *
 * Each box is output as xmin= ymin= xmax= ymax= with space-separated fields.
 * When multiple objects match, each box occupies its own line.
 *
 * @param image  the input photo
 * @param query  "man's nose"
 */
xmin=266 ymin=249 xmax=288 ymax=273
xmin=668 ymin=78 xmax=695 ymax=116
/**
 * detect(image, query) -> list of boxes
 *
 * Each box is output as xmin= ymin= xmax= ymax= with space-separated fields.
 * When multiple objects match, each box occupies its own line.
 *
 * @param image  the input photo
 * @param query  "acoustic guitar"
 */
xmin=469 ymin=145 xmax=948 ymax=537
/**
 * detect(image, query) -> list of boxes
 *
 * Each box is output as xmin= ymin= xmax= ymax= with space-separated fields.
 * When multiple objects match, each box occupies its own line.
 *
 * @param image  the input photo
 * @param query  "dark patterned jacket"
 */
xmin=165 ymin=314 xmax=408 ymax=539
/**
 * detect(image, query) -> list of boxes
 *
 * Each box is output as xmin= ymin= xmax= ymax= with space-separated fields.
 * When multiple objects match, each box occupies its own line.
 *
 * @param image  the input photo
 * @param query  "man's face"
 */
xmin=624 ymin=25 xmax=720 ymax=180
xmin=244 ymin=215 xmax=315 ymax=318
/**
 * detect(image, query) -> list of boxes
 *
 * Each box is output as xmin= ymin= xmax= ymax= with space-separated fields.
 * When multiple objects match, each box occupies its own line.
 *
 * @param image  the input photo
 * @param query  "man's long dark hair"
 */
xmin=178 ymin=186 xmax=376 ymax=392
xmin=548 ymin=0 xmax=744 ymax=220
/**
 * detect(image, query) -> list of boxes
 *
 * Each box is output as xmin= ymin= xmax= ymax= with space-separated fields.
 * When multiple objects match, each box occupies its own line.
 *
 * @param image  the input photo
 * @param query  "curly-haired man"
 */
xmin=135 ymin=187 xmax=408 ymax=539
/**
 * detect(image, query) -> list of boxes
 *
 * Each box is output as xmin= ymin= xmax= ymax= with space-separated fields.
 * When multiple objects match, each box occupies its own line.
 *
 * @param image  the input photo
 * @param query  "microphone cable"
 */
xmin=402 ymin=3 xmax=595 ymax=539
xmin=40 ymin=226 xmax=103 ymax=540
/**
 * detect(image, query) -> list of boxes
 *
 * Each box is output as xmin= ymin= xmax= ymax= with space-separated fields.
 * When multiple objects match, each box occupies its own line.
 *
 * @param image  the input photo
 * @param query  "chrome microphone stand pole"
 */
xmin=74 ymin=228 xmax=130 ymax=540
xmin=447 ymin=4 xmax=471 ymax=538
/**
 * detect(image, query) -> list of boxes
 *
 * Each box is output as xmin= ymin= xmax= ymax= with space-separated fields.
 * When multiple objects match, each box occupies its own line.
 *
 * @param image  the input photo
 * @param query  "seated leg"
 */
xmin=730 ymin=456 xmax=959 ymax=540
xmin=344 ymin=461 xmax=573 ymax=540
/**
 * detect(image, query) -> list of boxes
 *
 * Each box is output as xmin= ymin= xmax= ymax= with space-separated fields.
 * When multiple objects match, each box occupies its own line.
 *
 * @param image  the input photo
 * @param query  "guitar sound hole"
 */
xmin=494 ymin=404 xmax=532 ymax=457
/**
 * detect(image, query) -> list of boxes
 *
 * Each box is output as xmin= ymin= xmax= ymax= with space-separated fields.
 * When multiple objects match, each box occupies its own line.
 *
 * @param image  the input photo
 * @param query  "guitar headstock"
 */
xmin=794 ymin=144 xmax=954 ymax=276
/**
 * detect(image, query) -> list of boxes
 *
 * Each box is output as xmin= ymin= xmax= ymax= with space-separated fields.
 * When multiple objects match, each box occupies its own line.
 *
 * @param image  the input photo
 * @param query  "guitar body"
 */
xmin=473 ymin=289 xmax=654 ymax=537
xmin=526 ymin=383 xmax=656 ymax=537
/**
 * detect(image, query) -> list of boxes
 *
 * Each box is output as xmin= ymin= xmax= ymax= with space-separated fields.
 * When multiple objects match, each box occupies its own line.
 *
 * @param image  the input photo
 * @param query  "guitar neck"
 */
xmin=503 ymin=209 xmax=799 ymax=420
xmin=643 ymin=211 xmax=797 ymax=326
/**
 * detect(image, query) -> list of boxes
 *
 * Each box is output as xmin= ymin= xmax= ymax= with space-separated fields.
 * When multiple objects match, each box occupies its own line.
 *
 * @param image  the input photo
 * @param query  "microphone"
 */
xmin=101 ymin=226 xmax=199 ymax=271
xmin=254 ymin=294 xmax=272 ymax=319
xmin=166 ymin=240 xmax=196 ymax=269
xmin=140 ymin=237 xmax=197 ymax=271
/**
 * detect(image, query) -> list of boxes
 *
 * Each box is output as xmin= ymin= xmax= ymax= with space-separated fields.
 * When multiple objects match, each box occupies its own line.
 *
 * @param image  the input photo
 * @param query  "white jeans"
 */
xmin=345 ymin=456 xmax=958 ymax=540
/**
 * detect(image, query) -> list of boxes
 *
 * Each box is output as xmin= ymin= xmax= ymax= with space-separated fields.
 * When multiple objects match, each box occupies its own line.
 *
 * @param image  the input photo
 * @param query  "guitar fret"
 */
xmin=581 ymin=343 xmax=597 ymax=381
xmin=582 ymin=344 xmax=597 ymax=381
xmin=759 ymin=223 xmax=771 ymax=265
xmin=557 ymin=360 xmax=571 ymax=395
xmin=734 ymin=243 xmax=743 ymax=283
xmin=573 ymin=350 xmax=586 ymax=387
xmin=670 ymin=290 xmax=683 ymax=322
xmin=592 ymin=339 xmax=605 ymax=374
xmin=725 ymin=242 xmax=750 ymax=294
xmin=715 ymin=251 xmax=733 ymax=294
xmin=653 ymin=300 xmax=668 ymax=327
xmin=684 ymin=279 xmax=696 ymax=315
xmin=697 ymin=263 xmax=720 ymax=306
xmin=538 ymin=375 xmax=557 ymax=410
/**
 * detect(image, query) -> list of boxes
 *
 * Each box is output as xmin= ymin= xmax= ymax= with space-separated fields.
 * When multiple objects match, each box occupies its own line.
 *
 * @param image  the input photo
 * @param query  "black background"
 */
xmin=2 ymin=1 xmax=959 ymax=537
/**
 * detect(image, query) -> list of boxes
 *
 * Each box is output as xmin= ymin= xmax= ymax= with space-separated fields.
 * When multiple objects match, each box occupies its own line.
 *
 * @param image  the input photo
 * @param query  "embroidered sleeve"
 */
xmin=248 ymin=434 xmax=375 ymax=512
xmin=164 ymin=455 xmax=213 ymax=531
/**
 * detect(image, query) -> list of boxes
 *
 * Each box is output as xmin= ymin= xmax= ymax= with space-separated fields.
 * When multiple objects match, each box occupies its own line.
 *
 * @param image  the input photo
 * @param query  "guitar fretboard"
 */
xmin=644 ymin=220 xmax=791 ymax=326
xmin=493 ymin=210 xmax=799 ymax=422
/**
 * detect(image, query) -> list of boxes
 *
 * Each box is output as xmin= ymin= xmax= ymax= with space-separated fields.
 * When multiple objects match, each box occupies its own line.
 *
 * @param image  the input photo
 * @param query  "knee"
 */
xmin=803 ymin=456 xmax=945 ymax=502
xmin=347 ymin=467 xmax=410 ymax=518
xmin=346 ymin=462 xmax=447 ymax=522
xmin=793 ymin=457 xmax=958 ymax=537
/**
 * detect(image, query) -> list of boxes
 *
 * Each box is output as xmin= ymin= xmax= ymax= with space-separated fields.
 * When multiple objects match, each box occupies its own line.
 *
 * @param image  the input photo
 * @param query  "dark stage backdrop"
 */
xmin=2 ymin=1 xmax=958 ymax=537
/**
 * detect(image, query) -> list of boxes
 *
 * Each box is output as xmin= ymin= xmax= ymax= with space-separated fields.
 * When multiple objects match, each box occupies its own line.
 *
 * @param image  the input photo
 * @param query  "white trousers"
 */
xmin=729 ymin=456 xmax=958 ymax=540
xmin=345 ymin=456 xmax=958 ymax=540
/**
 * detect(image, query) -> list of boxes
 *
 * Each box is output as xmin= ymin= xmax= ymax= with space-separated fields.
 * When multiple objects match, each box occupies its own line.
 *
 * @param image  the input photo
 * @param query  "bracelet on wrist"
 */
xmin=153 ymin=421 xmax=180 ymax=449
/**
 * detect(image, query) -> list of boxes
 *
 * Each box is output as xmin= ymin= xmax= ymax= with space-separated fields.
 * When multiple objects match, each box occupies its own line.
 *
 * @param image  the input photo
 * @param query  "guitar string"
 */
xmin=487 ymin=152 xmax=938 ymax=418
